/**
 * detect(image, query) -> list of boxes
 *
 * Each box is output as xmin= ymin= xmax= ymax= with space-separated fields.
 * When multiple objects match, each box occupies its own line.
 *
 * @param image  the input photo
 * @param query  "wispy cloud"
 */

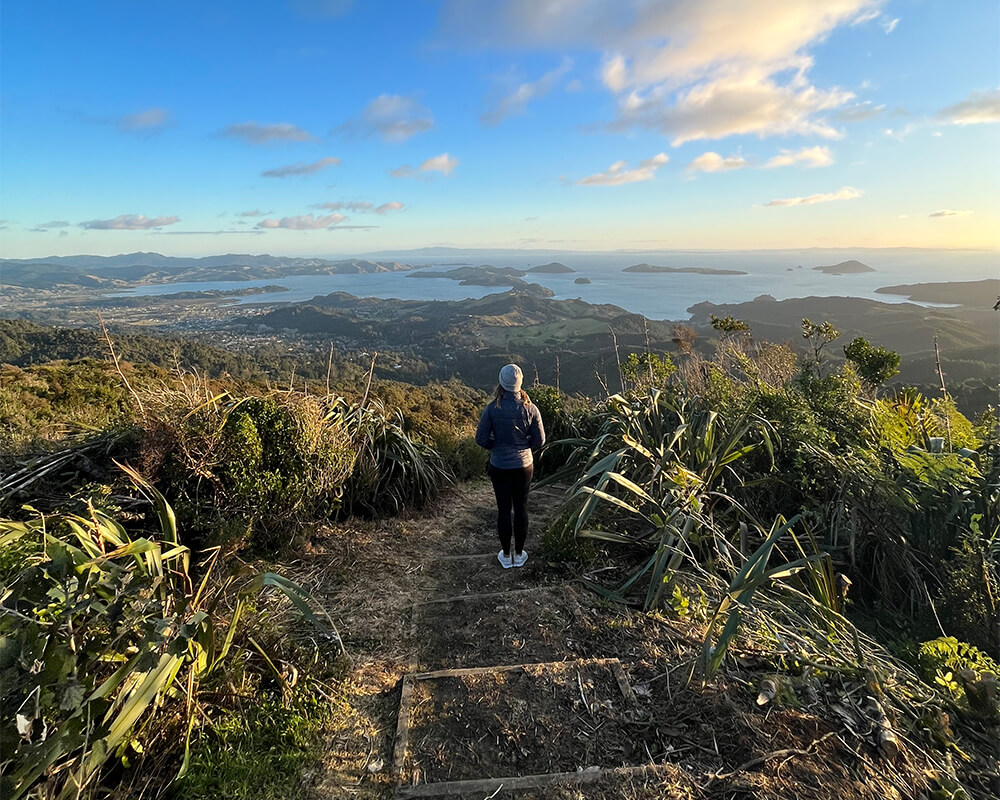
xmin=338 ymin=95 xmax=433 ymax=143
xmin=261 ymin=157 xmax=341 ymax=178
xmin=481 ymin=58 xmax=573 ymax=126
xmin=391 ymin=152 xmax=458 ymax=178
xmin=223 ymin=121 xmax=318 ymax=144
xmin=36 ymin=220 xmax=70 ymax=229
xmin=686 ymin=151 xmax=746 ymax=173
xmin=442 ymin=0 xmax=880 ymax=144
xmin=937 ymin=88 xmax=1000 ymax=126
xmin=928 ymin=209 xmax=973 ymax=218
xmin=764 ymin=145 xmax=833 ymax=168
xmin=238 ymin=209 xmax=270 ymax=217
xmin=881 ymin=17 xmax=899 ymax=34
xmin=311 ymin=200 xmax=405 ymax=214
xmin=835 ymin=101 xmax=886 ymax=121
xmin=257 ymin=213 xmax=347 ymax=230
xmin=81 ymin=214 xmax=180 ymax=230
xmin=116 ymin=107 xmax=171 ymax=133
xmin=578 ymin=153 xmax=668 ymax=185
xmin=764 ymin=186 xmax=862 ymax=207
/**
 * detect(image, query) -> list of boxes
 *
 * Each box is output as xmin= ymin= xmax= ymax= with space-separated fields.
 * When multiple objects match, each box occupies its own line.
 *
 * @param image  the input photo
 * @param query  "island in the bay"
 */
xmin=812 ymin=259 xmax=876 ymax=275
xmin=622 ymin=263 xmax=747 ymax=275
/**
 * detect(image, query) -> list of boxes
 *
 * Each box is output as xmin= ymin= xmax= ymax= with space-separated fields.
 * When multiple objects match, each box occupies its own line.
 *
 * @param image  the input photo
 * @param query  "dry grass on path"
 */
xmin=290 ymin=482 xmax=944 ymax=800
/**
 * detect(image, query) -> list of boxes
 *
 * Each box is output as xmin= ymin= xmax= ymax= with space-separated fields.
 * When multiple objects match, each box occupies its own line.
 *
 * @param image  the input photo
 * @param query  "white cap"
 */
xmin=499 ymin=363 xmax=523 ymax=392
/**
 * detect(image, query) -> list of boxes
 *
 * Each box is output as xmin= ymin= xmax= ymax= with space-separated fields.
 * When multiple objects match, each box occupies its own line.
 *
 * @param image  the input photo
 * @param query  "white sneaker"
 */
xmin=497 ymin=550 xmax=513 ymax=569
xmin=513 ymin=550 xmax=529 ymax=568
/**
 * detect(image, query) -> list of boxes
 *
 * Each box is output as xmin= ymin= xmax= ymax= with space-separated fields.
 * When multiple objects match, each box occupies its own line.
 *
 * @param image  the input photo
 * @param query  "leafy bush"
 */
xmin=918 ymin=637 xmax=1000 ymax=711
xmin=139 ymin=383 xmax=355 ymax=550
xmin=938 ymin=516 xmax=1000 ymax=658
xmin=0 ymin=468 xmax=340 ymax=800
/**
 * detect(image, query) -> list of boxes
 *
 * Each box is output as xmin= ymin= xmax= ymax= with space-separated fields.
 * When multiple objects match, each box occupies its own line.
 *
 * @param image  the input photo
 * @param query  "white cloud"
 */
xmin=937 ymin=88 xmax=1000 ymax=126
xmin=338 ymin=95 xmax=433 ymax=143
xmin=614 ymin=74 xmax=852 ymax=145
xmin=312 ymin=200 xmax=405 ymax=214
xmin=929 ymin=209 xmax=973 ymax=218
xmin=835 ymin=101 xmax=886 ymax=121
xmin=481 ymin=58 xmax=573 ymax=126
xmin=764 ymin=145 xmax=833 ymax=168
xmin=578 ymin=153 xmax=669 ymax=185
xmin=687 ymin=151 xmax=747 ymax=172
xmin=764 ymin=186 xmax=862 ymax=206
xmin=391 ymin=152 xmax=459 ymax=178
xmin=81 ymin=214 xmax=180 ymax=230
xmin=261 ymin=157 xmax=340 ymax=178
xmin=238 ymin=209 xmax=269 ymax=217
xmin=117 ymin=107 xmax=170 ymax=133
xmin=223 ymin=121 xmax=317 ymax=143
xmin=566 ymin=78 xmax=584 ymax=93
xmin=257 ymin=213 xmax=347 ymax=230
xmin=882 ymin=17 xmax=899 ymax=34
xmin=441 ymin=0 xmax=881 ymax=144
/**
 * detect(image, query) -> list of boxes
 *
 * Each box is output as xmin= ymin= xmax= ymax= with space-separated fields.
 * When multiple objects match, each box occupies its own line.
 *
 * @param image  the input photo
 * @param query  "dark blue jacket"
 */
xmin=475 ymin=393 xmax=546 ymax=469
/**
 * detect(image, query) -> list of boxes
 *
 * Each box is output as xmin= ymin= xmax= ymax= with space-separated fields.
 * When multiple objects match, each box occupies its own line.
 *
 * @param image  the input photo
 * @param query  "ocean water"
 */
xmin=110 ymin=250 xmax=995 ymax=321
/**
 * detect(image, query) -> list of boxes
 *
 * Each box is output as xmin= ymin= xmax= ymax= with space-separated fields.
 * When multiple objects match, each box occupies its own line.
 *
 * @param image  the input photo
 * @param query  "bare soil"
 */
xmin=404 ymin=660 xmax=639 ymax=784
xmin=298 ymin=480 xmax=943 ymax=800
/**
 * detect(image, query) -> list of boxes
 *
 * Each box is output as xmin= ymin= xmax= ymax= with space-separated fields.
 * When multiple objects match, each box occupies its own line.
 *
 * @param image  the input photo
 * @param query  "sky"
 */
xmin=2 ymin=0 xmax=999 ymax=259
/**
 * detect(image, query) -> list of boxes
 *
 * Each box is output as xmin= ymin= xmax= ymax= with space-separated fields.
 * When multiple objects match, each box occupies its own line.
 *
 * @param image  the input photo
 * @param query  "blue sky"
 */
xmin=2 ymin=0 xmax=998 ymax=258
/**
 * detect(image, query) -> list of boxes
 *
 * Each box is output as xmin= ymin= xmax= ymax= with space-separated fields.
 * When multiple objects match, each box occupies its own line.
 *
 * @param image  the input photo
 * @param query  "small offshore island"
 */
xmin=813 ymin=259 xmax=876 ymax=275
xmin=622 ymin=262 xmax=747 ymax=276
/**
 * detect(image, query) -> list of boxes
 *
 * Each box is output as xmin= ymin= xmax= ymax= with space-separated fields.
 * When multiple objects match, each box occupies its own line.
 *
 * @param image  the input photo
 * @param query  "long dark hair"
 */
xmin=492 ymin=384 xmax=531 ymax=408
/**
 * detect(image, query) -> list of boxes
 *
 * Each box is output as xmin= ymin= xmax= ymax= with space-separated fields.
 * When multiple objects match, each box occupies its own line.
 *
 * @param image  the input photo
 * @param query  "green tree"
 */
xmin=843 ymin=336 xmax=901 ymax=395
xmin=622 ymin=351 xmax=676 ymax=392
xmin=801 ymin=318 xmax=841 ymax=377
xmin=710 ymin=314 xmax=752 ymax=340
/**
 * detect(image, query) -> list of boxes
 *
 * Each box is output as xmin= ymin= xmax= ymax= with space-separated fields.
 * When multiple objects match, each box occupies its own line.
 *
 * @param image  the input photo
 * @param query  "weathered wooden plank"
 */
xmin=610 ymin=659 xmax=637 ymax=704
xmin=394 ymin=764 xmax=658 ymax=798
xmin=392 ymin=675 xmax=415 ymax=786
xmin=408 ymin=656 xmax=619 ymax=682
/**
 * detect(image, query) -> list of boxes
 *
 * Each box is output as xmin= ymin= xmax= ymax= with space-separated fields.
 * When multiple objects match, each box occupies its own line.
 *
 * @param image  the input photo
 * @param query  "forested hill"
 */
xmin=0 ymin=254 xmax=410 ymax=288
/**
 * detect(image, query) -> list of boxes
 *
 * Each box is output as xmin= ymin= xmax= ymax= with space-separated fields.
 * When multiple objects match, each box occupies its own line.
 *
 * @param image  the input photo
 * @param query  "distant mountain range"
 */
xmin=0 ymin=253 xmax=409 ymax=289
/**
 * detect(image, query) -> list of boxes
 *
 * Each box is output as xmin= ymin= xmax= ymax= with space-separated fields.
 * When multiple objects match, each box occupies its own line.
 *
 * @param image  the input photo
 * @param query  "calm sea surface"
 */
xmin=111 ymin=251 xmax=995 ymax=321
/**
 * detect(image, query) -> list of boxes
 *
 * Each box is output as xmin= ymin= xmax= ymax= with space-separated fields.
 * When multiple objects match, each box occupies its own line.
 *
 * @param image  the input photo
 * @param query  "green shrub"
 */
xmin=917 ymin=636 xmax=999 ymax=704
xmin=433 ymin=431 xmax=487 ymax=482
xmin=0 ymin=470 xmax=340 ymax=800
xmin=215 ymin=396 xmax=355 ymax=547
xmin=145 ymin=387 xmax=355 ymax=551
xmin=171 ymin=692 xmax=328 ymax=800
xmin=938 ymin=516 xmax=1000 ymax=658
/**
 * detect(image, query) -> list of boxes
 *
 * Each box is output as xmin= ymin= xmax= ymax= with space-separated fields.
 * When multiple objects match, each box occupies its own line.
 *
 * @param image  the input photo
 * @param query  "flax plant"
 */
xmin=0 ymin=464 xmax=340 ymax=800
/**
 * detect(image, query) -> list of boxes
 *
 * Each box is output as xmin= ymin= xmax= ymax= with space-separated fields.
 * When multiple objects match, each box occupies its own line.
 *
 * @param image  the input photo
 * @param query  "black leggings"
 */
xmin=489 ymin=464 xmax=533 ymax=555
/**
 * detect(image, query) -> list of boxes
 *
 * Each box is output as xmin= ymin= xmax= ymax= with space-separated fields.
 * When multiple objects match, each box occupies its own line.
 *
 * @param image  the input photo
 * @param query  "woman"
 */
xmin=475 ymin=364 xmax=546 ymax=569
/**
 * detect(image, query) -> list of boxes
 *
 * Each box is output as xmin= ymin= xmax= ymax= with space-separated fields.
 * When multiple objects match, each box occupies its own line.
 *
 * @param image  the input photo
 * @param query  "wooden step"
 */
xmin=393 ymin=657 xmax=641 ymax=795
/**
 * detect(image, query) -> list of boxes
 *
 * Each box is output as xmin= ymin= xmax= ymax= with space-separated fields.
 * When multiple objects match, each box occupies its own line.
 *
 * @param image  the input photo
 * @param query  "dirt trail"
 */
xmin=301 ymin=481 xmax=928 ymax=800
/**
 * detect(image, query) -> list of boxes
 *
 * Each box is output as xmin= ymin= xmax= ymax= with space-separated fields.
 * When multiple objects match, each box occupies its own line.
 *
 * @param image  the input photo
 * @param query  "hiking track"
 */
xmin=300 ymin=481 xmax=932 ymax=800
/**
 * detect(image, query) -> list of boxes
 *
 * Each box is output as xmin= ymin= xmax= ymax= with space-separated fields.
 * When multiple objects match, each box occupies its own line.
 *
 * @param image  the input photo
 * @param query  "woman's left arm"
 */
xmin=529 ymin=405 xmax=546 ymax=451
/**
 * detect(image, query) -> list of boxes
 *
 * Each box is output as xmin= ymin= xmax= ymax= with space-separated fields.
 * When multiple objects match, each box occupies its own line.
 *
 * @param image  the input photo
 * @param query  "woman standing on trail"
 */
xmin=475 ymin=364 xmax=546 ymax=569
